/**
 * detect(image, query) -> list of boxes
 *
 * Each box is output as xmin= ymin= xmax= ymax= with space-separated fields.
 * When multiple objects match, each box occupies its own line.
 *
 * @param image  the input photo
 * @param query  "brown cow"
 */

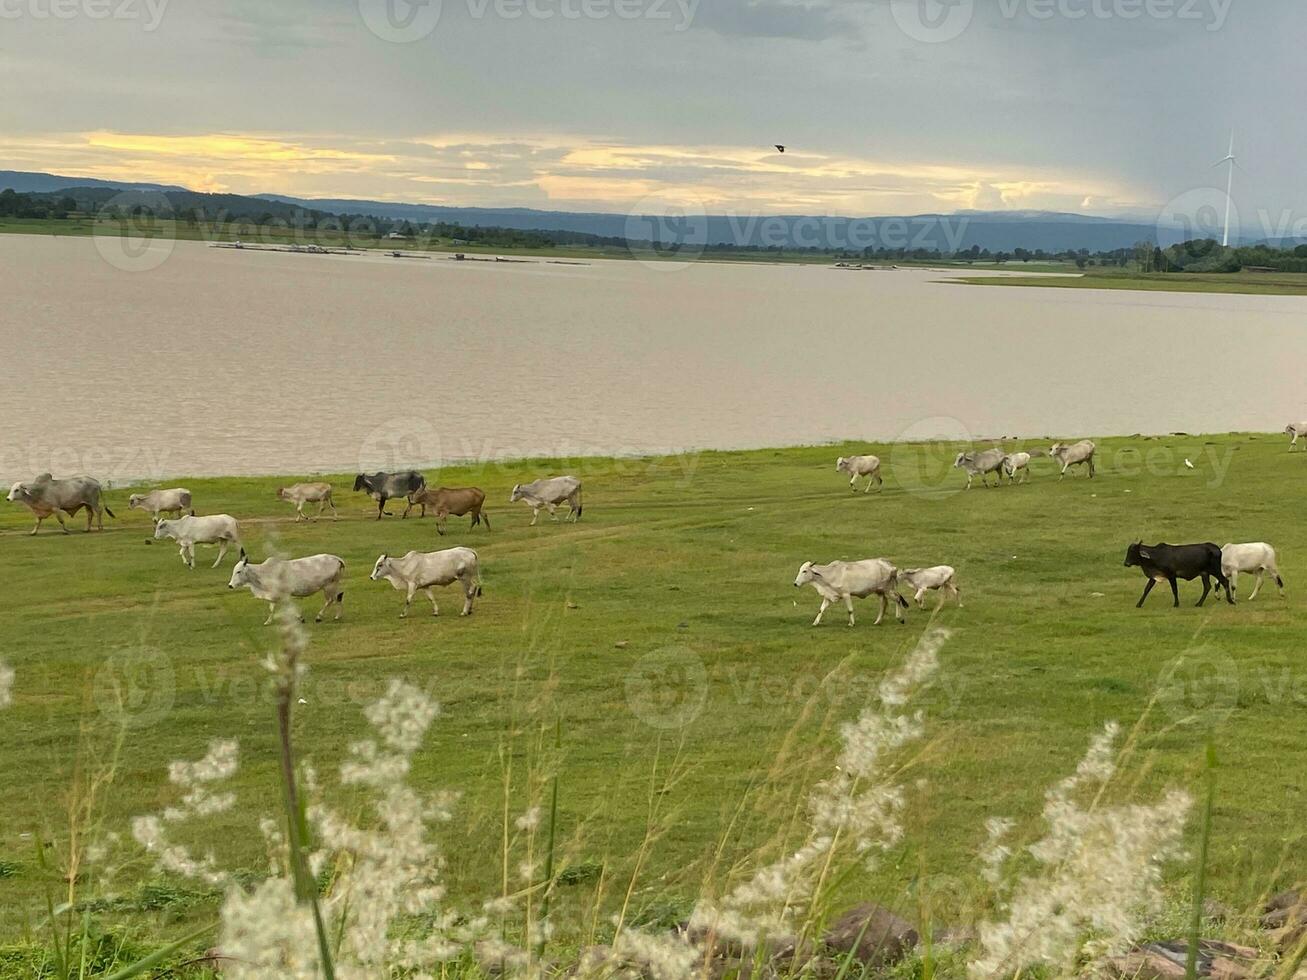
xmin=403 ymin=487 xmax=490 ymax=536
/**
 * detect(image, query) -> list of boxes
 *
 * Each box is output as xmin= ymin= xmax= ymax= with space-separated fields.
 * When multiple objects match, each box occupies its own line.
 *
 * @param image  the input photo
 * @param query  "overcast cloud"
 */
xmin=0 ymin=0 xmax=1301 ymax=226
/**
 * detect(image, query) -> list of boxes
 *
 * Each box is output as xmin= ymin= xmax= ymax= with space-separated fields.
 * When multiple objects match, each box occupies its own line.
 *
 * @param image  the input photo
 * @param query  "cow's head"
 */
xmin=1123 ymin=541 xmax=1150 ymax=567
xmin=794 ymin=562 xmax=817 ymax=588
xmin=510 ymin=485 xmax=525 ymax=503
xmin=1049 ymin=443 xmax=1066 ymax=459
xmin=353 ymin=474 xmax=369 ymax=492
xmin=7 ymin=482 xmax=28 ymax=503
xmin=152 ymin=519 xmax=173 ymax=540
xmin=228 ymin=551 xmax=253 ymax=590
xmin=370 ymin=555 xmax=393 ymax=581
xmin=836 ymin=457 xmax=848 ymax=473
xmin=952 ymin=453 xmax=969 ymax=469
xmin=128 ymin=494 xmax=144 ymax=509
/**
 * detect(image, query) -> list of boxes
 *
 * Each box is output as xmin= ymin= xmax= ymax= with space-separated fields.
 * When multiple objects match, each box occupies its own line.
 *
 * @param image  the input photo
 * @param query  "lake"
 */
xmin=2 ymin=233 xmax=1305 ymax=482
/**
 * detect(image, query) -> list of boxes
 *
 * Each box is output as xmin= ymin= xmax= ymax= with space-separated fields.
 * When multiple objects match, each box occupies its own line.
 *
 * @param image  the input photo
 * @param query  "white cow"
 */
xmin=836 ymin=455 xmax=883 ymax=493
xmin=277 ymin=482 xmax=337 ymax=522
xmin=1220 ymin=543 xmax=1284 ymax=602
xmin=228 ymin=551 xmax=346 ymax=625
xmin=1287 ymin=423 xmax=1307 ymax=452
xmin=511 ymin=476 xmax=583 ymax=526
xmin=793 ymin=559 xmax=908 ymax=627
xmin=1049 ymin=440 xmax=1097 ymax=480
xmin=153 ymin=515 xmax=242 ymax=569
xmin=370 ymin=549 xmax=482 ymax=618
xmin=900 ymin=566 xmax=963 ymax=610
xmin=1001 ymin=453 xmax=1032 ymax=485
xmin=954 ymin=449 xmax=1008 ymax=489
xmin=128 ymin=488 xmax=193 ymax=521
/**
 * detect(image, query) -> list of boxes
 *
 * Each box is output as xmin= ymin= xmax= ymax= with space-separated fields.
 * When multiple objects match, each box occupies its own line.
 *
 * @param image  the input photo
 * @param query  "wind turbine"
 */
xmin=1214 ymin=131 xmax=1237 ymax=246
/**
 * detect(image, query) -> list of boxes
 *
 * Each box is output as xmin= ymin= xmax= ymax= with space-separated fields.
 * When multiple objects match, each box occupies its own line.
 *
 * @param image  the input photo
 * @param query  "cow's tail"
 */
xmin=896 ymin=592 xmax=910 ymax=610
xmin=103 ymin=505 xmax=117 ymax=519
xmin=575 ymin=487 xmax=584 ymax=520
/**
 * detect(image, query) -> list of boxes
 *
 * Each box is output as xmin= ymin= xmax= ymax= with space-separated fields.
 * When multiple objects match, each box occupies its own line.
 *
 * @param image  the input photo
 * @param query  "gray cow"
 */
xmin=953 ymin=449 xmax=1008 ymax=489
xmin=511 ymin=476 xmax=583 ymax=526
xmin=354 ymin=471 xmax=426 ymax=520
xmin=7 ymin=474 xmax=115 ymax=535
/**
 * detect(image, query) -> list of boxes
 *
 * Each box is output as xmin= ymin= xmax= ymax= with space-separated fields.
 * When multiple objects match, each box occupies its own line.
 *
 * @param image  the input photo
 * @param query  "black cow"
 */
xmin=1123 ymin=541 xmax=1233 ymax=608
xmin=353 ymin=471 xmax=426 ymax=520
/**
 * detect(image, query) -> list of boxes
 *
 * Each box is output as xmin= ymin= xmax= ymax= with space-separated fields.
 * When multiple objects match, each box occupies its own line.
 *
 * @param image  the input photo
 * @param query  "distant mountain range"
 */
xmin=0 ymin=169 xmax=1277 ymax=252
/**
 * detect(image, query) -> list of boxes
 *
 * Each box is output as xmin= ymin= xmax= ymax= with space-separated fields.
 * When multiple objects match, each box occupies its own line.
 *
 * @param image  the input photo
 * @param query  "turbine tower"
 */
xmin=1215 ymin=131 xmax=1237 ymax=247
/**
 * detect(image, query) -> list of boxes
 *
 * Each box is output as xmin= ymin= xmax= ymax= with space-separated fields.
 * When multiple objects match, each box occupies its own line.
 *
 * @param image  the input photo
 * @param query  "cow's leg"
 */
xmin=813 ymin=599 xmax=829 ymax=627
xmin=327 ymin=498 xmax=338 ymax=520
xmin=950 ymin=582 xmax=963 ymax=607
xmin=437 ymin=512 xmax=448 ymax=537
xmin=873 ymin=594 xmax=887 ymax=626
xmin=1247 ymin=570 xmax=1263 ymax=602
xmin=1216 ymin=570 xmax=1234 ymax=605
xmin=1196 ymin=575 xmax=1212 ymax=607
xmin=850 ymin=474 xmax=858 ymax=492
xmin=401 ymin=584 xmax=416 ymax=619
xmin=844 ymin=594 xmax=856 ymax=627
xmin=54 ymin=512 xmax=71 ymax=534
xmin=213 ymin=541 xmax=229 ymax=569
xmin=915 ymin=588 xmax=928 ymax=609
xmin=1137 ymin=579 xmax=1157 ymax=608
xmin=263 ymin=603 xmax=277 ymax=626
xmin=461 ymin=580 xmax=475 ymax=616
xmin=377 ymin=497 xmax=387 ymax=520
xmin=530 ymin=506 xmax=541 ymax=527
xmin=1167 ymin=576 xmax=1180 ymax=608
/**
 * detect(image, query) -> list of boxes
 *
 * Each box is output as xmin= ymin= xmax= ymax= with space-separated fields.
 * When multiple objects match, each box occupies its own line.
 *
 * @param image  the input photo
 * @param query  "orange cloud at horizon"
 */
xmin=0 ymin=130 xmax=1151 ymax=217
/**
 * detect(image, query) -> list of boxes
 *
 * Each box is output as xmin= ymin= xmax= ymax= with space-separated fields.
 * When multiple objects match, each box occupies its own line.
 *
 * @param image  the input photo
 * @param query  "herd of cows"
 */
xmin=2 ymin=430 xmax=1296 ymax=626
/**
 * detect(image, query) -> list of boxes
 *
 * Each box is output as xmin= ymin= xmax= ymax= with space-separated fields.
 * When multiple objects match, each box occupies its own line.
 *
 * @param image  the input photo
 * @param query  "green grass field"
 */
xmin=2 ymin=435 xmax=1306 ymax=964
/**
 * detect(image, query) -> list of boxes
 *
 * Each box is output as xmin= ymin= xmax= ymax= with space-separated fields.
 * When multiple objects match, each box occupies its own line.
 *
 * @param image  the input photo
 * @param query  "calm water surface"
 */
xmin=2 ymin=234 xmax=1305 ymax=481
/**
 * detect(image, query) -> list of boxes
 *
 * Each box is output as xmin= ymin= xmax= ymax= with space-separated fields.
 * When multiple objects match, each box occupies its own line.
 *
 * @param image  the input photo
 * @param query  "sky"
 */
xmin=1 ymin=0 xmax=1303 ymax=225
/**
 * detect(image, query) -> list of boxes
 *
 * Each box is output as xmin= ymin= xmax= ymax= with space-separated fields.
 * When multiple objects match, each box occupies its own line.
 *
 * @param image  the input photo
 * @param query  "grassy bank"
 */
xmin=955 ymin=267 xmax=1307 ymax=296
xmin=2 ymin=435 xmax=1305 ymax=966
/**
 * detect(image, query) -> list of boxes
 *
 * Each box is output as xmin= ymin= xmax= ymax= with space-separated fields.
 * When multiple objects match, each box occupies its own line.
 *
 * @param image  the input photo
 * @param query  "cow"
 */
xmin=510 ymin=476 xmax=583 ymax=526
xmin=353 ymin=471 xmax=426 ymax=520
xmin=953 ymin=449 xmax=1008 ymax=489
xmin=836 ymin=455 xmax=883 ymax=493
xmin=7 ymin=474 xmax=115 ymax=535
xmin=402 ymin=487 xmax=490 ymax=535
xmin=152 ymin=515 xmax=242 ymax=569
xmin=370 ymin=549 xmax=482 ymax=619
xmin=793 ymin=559 xmax=909 ymax=627
xmin=1287 ymin=423 xmax=1307 ymax=452
xmin=278 ymin=483 xmax=337 ymax=522
xmin=1221 ymin=542 xmax=1285 ymax=602
xmin=1001 ymin=452 xmax=1033 ymax=485
xmin=900 ymin=566 xmax=963 ymax=610
xmin=228 ymin=551 xmax=346 ymax=625
xmin=1049 ymin=440 xmax=1097 ymax=480
xmin=1123 ymin=541 xmax=1233 ymax=608
xmin=128 ymin=488 xmax=193 ymax=522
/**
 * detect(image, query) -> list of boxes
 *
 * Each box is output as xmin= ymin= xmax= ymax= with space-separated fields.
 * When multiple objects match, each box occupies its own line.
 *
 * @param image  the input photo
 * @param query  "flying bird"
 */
xmin=1184 ymin=459 xmax=1196 ymax=470
xmin=775 ymin=144 xmax=786 ymax=153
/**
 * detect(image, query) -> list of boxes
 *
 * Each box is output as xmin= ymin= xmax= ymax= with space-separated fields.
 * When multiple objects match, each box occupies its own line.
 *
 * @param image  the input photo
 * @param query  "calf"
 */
xmin=1221 ymin=542 xmax=1284 ymax=602
xmin=1001 ymin=453 xmax=1032 ymax=485
xmin=953 ymin=449 xmax=1007 ymax=489
xmin=1287 ymin=423 xmax=1307 ymax=452
xmin=354 ymin=471 xmax=426 ymax=520
xmin=1123 ymin=541 xmax=1233 ymax=608
xmin=836 ymin=455 xmax=883 ymax=493
xmin=278 ymin=483 xmax=337 ymax=522
xmin=7 ymin=474 xmax=115 ymax=535
xmin=793 ymin=559 xmax=909 ymax=627
xmin=370 ymin=549 xmax=482 ymax=618
xmin=403 ymin=487 xmax=490 ymax=535
xmin=900 ymin=566 xmax=963 ymax=610
xmin=229 ymin=551 xmax=346 ymax=625
xmin=1049 ymin=440 xmax=1096 ymax=480
xmin=153 ymin=515 xmax=242 ymax=569
xmin=128 ymin=488 xmax=193 ymax=522
xmin=511 ymin=476 xmax=583 ymax=526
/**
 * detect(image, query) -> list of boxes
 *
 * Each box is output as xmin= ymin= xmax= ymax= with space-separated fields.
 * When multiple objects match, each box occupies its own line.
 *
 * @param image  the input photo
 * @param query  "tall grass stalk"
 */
xmin=1184 ymin=742 xmax=1217 ymax=980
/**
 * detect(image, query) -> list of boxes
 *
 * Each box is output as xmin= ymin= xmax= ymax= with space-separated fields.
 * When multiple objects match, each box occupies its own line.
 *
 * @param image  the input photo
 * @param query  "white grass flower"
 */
xmin=365 ymin=679 xmax=440 ymax=755
xmin=969 ymin=723 xmax=1191 ymax=978
xmin=515 ymin=806 xmax=542 ymax=832
xmin=691 ymin=628 xmax=950 ymax=948
xmin=0 ymin=660 xmax=13 ymax=709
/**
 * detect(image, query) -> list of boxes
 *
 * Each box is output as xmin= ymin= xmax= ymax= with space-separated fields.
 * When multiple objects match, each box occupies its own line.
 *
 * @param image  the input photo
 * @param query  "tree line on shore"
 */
xmin=6 ymin=185 xmax=1307 ymax=272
